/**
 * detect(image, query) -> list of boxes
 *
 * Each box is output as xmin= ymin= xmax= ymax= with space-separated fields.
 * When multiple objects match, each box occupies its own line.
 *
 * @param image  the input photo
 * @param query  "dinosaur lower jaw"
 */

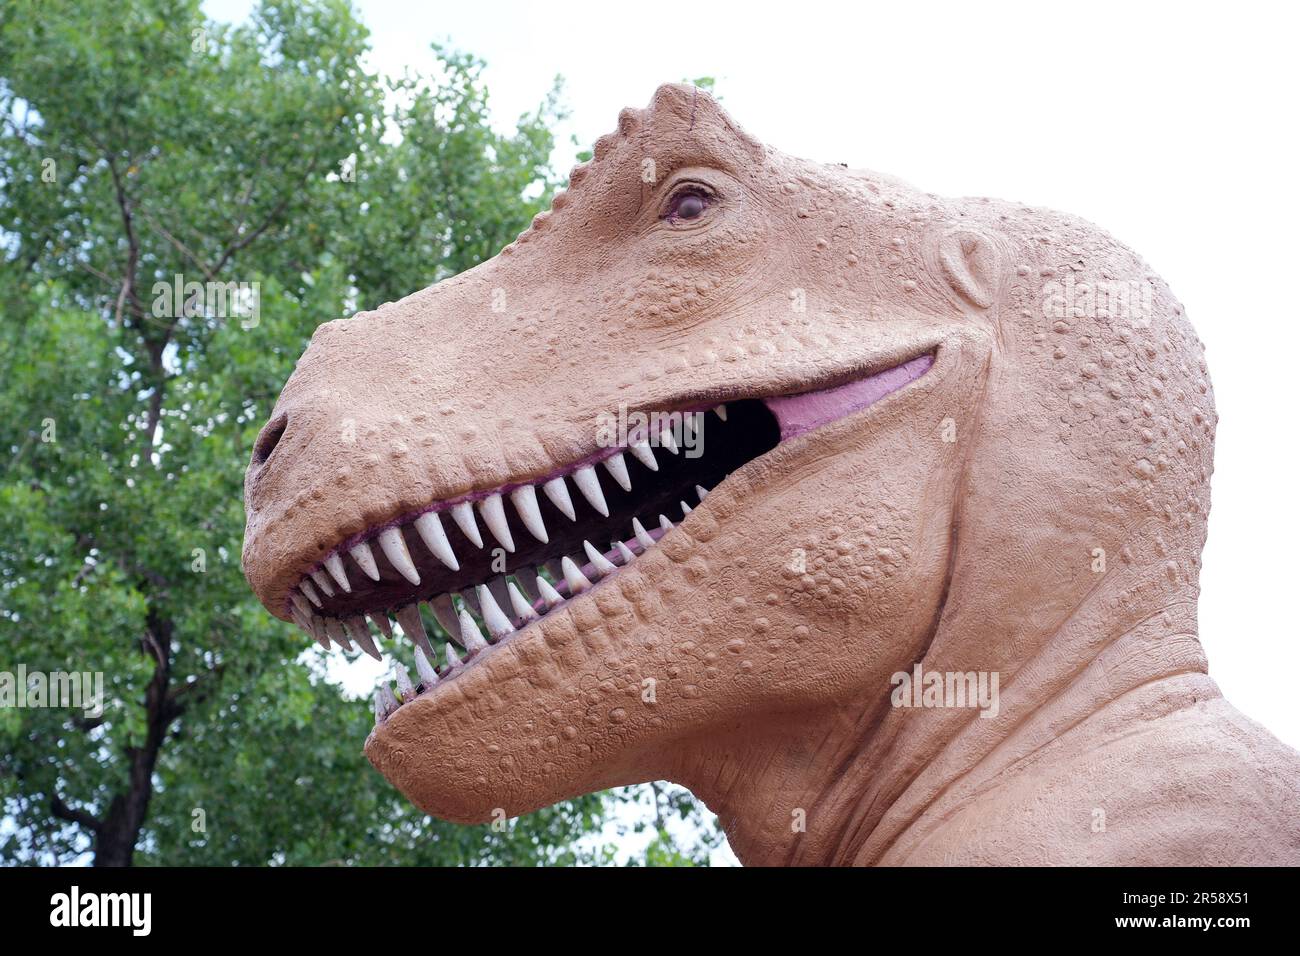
xmin=282 ymin=351 xmax=935 ymax=716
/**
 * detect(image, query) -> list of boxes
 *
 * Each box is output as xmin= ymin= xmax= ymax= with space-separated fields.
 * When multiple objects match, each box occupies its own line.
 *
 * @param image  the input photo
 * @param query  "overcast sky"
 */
xmin=206 ymin=0 xmax=1300 ymax=756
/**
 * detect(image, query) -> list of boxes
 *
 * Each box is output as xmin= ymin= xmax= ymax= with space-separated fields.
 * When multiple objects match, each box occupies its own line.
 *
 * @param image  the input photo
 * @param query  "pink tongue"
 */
xmin=762 ymin=353 xmax=934 ymax=441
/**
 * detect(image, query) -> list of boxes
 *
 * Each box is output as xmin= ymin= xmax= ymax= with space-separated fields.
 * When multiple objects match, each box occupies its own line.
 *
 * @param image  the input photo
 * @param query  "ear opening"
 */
xmin=936 ymin=228 xmax=1001 ymax=309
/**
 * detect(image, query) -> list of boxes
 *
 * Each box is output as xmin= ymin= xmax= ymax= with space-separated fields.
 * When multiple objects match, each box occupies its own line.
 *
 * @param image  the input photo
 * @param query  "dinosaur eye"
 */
xmin=675 ymin=194 xmax=705 ymax=219
xmin=662 ymin=186 xmax=712 ymax=223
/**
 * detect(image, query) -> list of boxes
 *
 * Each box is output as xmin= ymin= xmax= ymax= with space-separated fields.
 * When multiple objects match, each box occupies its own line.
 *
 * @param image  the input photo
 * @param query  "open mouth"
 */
xmin=282 ymin=351 xmax=935 ymax=720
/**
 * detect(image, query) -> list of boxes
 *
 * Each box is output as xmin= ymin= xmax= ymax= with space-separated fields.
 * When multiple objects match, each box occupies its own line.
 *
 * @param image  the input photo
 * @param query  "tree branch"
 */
xmin=136 ymin=205 xmax=216 ymax=281
xmin=51 ymin=793 xmax=102 ymax=833
xmin=210 ymin=154 xmax=320 ymax=276
xmin=106 ymin=157 xmax=143 ymax=320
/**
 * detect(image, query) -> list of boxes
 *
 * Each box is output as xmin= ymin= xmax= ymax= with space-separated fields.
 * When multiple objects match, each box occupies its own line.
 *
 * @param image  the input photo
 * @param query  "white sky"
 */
xmin=210 ymin=0 xmax=1299 ymax=770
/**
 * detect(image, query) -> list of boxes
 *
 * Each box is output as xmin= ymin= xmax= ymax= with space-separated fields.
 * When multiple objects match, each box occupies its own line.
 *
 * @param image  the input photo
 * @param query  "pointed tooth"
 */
xmin=370 ymin=613 xmax=393 ymax=639
xmin=380 ymin=683 xmax=400 ymax=715
xmin=450 ymin=502 xmax=483 ymax=548
xmin=345 ymin=617 xmax=382 ymax=661
xmin=309 ymin=615 xmax=330 ymax=649
xmin=632 ymin=517 xmax=656 ymax=551
xmin=299 ymin=579 xmax=322 ymax=607
xmin=377 ymin=527 xmax=421 ymax=585
xmin=680 ymin=500 xmax=693 ymax=515
xmin=613 ymin=540 xmax=636 ymax=565
xmin=290 ymin=590 xmax=312 ymax=618
xmin=542 ymin=477 xmax=576 ymax=521
xmin=514 ymin=566 xmax=537 ymax=601
xmin=324 ymin=552 xmax=351 ymax=593
xmin=659 ymin=428 xmax=679 ymax=455
xmin=429 ymin=594 xmax=461 ymax=642
xmin=325 ymin=618 xmax=352 ymax=652
xmin=414 ymin=512 xmax=459 ymax=571
xmin=309 ymin=569 xmax=335 ymax=597
xmin=571 ymin=466 xmax=608 ymax=517
xmin=507 ymin=581 xmax=540 ymax=622
xmin=714 ymin=404 xmax=728 ymax=421
xmin=393 ymin=664 xmax=416 ymax=701
xmin=537 ymin=575 xmax=564 ymax=609
xmin=413 ymin=645 xmax=439 ymax=687
xmin=659 ymin=514 xmax=675 ymax=532
xmin=373 ymin=689 xmax=389 ymax=723
xmin=348 ymin=540 xmax=381 ymax=581
xmin=456 ymin=608 xmax=490 ymax=652
xmin=478 ymin=493 xmax=515 ymax=552
xmin=695 ymin=484 xmax=708 ymax=502
xmin=311 ymin=627 xmax=332 ymax=653
xmin=561 ymin=556 xmax=593 ymax=594
xmin=445 ymin=641 xmax=463 ymax=670
xmin=476 ymin=585 xmax=516 ymax=639
xmin=393 ymin=605 xmax=435 ymax=660
xmin=509 ymin=485 xmax=549 ymax=544
xmin=626 ymin=440 xmax=658 ymax=471
xmin=583 ymin=540 xmax=618 ymax=578
xmin=602 ymin=453 xmax=632 ymax=492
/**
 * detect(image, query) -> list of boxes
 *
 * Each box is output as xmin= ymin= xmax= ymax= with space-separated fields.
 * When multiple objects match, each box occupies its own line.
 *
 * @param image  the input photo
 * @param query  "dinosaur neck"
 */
xmin=671 ymin=574 xmax=1210 ymax=866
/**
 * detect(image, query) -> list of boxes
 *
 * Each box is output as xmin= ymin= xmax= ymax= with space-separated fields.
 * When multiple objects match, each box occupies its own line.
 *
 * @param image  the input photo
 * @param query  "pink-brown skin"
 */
xmin=243 ymin=85 xmax=1300 ymax=865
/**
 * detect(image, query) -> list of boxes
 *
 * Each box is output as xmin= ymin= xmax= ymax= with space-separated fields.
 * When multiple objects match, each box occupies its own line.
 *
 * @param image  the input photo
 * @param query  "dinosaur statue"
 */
xmin=242 ymin=84 xmax=1300 ymax=866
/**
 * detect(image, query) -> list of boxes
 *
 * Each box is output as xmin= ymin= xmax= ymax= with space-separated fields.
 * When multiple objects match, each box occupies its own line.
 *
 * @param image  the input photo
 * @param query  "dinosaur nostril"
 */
xmin=253 ymin=414 xmax=288 ymax=466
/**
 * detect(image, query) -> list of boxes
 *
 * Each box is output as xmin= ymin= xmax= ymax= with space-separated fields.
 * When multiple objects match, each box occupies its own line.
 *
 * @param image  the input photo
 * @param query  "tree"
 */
xmin=0 ymin=0 xmax=689 ymax=866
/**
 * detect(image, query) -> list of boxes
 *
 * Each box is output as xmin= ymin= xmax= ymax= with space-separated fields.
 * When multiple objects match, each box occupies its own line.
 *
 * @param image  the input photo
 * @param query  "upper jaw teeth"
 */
xmin=570 ymin=466 xmax=608 ymax=517
xmin=478 ymin=493 xmax=515 ymax=552
xmin=509 ymin=485 xmax=549 ymax=544
xmin=413 ymin=512 xmax=459 ymax=571
xmin=602 ymin=453 xmax=631 ymax=491
xmin=378 ymin=527 xmax=420 ymax=586
xmin=309 ymin=569 xmax=336 ymax=597
xmin=449 ymin=502 xmax=482 ymax=548
xmin=284 ymin=403 xmax=733 ymax=722
xmin=323 ymin=552 xmax=351 ymax=593
xmin=626 ymin=440 xmax=657 ymax=471
xmin=349 ymin=540 xmax=381 ymax=582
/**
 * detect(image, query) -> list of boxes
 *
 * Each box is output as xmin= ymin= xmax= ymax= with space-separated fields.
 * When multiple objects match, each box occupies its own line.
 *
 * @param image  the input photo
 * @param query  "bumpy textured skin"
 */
xmin=243 ymin=85 xmax=1300 ymax=865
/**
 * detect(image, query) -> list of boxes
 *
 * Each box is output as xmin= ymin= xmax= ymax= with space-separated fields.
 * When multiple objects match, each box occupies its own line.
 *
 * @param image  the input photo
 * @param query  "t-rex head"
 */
xmin=243 ymin=85 xmax=1255 ymax=865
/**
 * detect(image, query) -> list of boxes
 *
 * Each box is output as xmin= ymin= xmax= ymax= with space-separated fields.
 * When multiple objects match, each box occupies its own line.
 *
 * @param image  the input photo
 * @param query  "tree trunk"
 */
xmin=92 ymin=610 xmax=174 ymax=866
